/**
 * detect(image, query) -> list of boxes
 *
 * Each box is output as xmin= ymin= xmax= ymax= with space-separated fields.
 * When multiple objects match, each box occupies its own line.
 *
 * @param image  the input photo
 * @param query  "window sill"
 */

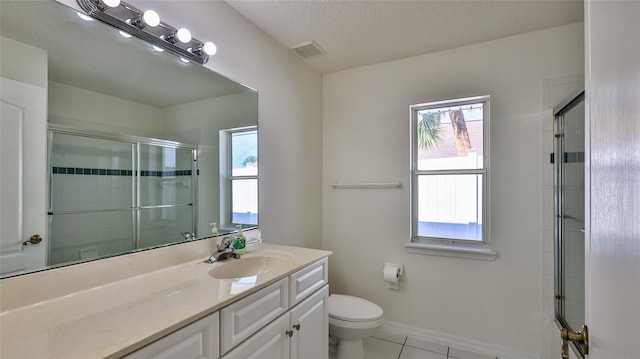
xmin=406 ymin=241 xmax=498 ymax=261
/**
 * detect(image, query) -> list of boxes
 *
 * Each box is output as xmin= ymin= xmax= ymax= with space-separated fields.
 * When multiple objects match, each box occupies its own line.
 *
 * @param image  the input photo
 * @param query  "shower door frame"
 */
xmin=47 ymin=125 xmax=198 ymax=264
xmin=553 ymin=89 xmax=585 ymax=358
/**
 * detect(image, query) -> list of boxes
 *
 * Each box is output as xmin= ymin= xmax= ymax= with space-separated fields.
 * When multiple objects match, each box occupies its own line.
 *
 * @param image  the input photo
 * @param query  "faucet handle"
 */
xmin=218 ymin=236 xmax=236 ymax=250
xmin=181 ymin=232 xmax=195 ymax=241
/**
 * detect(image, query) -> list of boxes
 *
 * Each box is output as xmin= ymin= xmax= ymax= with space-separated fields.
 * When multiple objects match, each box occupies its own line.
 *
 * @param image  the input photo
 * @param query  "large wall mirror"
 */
xmin=0 ymin=1 xmax=258 ymax=278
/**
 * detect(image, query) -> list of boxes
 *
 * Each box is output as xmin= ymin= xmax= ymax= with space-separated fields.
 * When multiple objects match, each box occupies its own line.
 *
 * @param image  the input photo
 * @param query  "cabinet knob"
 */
xmin=285 ymin=330 xmax=294 ymax=337
xmin=293 ymin=324 xmax=301 ymax=331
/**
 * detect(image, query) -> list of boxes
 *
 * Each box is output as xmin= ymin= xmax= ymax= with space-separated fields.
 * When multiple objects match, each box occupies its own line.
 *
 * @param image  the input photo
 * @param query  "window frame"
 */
xmin=221 ymin=126 xmax=258 ymax=228
xmin=408 ymin=95 xmax=496 ymax=260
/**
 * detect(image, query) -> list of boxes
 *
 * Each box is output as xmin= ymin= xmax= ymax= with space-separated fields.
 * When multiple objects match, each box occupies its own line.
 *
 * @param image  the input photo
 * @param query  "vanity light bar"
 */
xmin=76 ymin=0 xmax=216 ymax=64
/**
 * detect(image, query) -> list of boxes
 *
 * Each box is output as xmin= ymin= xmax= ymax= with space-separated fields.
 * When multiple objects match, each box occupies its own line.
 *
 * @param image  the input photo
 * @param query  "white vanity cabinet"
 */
xmin=222 ymin=258 xmax=329 ymax=359
xmin=123 ymin=312 xmax=219 ymax=359
xmin=124 ymin=258 xmax=329 ymax=359
xmin=222 ymin=285 xmax=328 ymax=359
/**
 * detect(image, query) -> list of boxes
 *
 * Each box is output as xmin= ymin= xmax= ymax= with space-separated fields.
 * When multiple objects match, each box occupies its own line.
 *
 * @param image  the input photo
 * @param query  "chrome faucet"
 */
xmin=204 ymin=236 xmax=240 ymax=263
xmin=181 ymin=232 xmax=195 ymax=241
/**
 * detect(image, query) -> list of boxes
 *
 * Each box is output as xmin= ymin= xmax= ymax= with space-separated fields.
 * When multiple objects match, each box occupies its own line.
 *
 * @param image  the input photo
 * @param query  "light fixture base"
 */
xmin=77 ymin=0 xmax=211 ymax=64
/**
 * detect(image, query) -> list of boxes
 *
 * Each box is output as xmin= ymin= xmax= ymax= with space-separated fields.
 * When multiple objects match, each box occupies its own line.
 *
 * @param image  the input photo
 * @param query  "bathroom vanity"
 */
xmin=0 ymin=238 xmax=331 ymax=359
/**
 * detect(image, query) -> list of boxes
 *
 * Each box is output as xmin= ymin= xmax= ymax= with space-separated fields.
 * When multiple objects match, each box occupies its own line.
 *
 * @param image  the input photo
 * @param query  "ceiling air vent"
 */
xmin=290 ymin=40 xmax=326 ymax=59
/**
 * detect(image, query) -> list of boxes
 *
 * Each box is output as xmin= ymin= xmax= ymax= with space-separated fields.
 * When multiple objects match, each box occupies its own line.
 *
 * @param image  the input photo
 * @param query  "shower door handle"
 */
xmin=560 ymin=325 xmax=588 ymax=358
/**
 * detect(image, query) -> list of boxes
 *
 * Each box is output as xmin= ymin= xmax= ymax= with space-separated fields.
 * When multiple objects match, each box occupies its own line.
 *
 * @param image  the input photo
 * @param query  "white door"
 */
xmin=0 ymin=76 xmax=47 ymax=276
xmin=584 ymin=1 xmax=640 ymax=358
xmin=289 ymin=285 xmax=328 ymax=359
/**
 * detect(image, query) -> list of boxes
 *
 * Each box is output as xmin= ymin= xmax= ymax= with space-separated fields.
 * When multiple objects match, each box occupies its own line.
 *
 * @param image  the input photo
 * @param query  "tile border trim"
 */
xmin=52 ymin=167 xmax=194 ymax=177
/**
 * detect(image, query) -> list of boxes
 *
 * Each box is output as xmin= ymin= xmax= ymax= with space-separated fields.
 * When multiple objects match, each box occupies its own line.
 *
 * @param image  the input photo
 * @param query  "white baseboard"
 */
xmin=380 ymin=320 xmax=540 ymax=359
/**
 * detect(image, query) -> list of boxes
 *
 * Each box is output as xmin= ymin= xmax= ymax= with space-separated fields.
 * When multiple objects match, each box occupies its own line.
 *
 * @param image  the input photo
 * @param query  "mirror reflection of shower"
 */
xmin=48 ymin=128 xmax=197 ymax=265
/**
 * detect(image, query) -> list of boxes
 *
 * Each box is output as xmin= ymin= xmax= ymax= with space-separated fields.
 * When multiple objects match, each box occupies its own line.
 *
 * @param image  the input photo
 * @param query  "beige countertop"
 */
xmin=0 ymin=241 xmax=331 ymax=359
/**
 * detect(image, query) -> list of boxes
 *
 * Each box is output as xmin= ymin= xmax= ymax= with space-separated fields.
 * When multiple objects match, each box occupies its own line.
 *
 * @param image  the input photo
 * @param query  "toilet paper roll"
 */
xmin=383 ymin=263 xmax=402 ymax=290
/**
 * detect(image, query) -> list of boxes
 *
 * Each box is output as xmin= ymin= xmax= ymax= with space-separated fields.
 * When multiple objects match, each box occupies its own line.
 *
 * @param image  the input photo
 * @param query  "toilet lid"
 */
xmin=328 ymin=294 xmax=383 ymax=322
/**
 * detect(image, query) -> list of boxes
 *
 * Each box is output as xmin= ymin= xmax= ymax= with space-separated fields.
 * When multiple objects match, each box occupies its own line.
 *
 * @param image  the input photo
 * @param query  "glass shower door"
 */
xmin=49 ymin=133 xmax=135 ymax=265
xmin=138 ymin=144 xmax=195 ymax=248
xmin=554 ymin=90 xmax=586 ymax=357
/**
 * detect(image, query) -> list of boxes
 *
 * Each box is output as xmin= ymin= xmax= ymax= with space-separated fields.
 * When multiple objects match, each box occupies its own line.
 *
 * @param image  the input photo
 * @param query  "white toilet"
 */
xmin=328 ymin=294 xmax=384 ymax=359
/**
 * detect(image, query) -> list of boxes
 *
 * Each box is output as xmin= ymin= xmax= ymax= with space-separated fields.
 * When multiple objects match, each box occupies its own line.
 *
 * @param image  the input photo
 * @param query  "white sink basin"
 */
xmin=208 ymin=252 xmax=293 ymax=279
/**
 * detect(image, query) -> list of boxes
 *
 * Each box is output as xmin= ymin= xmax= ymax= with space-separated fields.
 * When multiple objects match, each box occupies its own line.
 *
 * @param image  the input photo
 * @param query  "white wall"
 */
xmin=48 ymin=81 xmax=164 ymax=138
xmin=0 ymin=36 xmax=47 ymax=89
xmin=130 ymin=0 xmax=324 ymax=249
xmin=323 ymin=23 xmax=584 ymax=355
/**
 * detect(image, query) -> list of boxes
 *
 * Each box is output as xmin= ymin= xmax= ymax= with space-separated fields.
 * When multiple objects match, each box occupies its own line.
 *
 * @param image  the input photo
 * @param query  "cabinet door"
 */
xmin=289 ymin=285 xmax=328 ymax=359
xmin=220 ymin=277 xmax=289 ymax=354
xmin=221 ymin=313 xmax=290 ymax=359
xmin=124 ymin=312 xmax=219 ymax=359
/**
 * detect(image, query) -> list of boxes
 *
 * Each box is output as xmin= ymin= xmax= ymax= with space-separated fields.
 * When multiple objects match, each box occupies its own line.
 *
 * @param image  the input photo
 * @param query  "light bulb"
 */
xmin=176 ymin=28 xmax=191 ymax=43
xmin=142 ymin=10 xmax=160 ymax=27
xmin=101 ymin=0 xmax=120 ymax=8
xmin=202 ymin=42 xmax=217 ymax=56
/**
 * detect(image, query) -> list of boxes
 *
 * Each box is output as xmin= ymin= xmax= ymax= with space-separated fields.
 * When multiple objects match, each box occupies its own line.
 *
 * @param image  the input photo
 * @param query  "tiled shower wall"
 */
xmin=50 ymin=134 xmax=134 ymax=264
xmin=49 ymin=133 xmax=194 ymax=265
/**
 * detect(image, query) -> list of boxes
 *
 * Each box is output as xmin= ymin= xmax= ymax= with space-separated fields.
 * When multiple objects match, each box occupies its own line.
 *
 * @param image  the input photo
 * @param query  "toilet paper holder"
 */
xmin=383 ymin=263 xmax=403 ymax=290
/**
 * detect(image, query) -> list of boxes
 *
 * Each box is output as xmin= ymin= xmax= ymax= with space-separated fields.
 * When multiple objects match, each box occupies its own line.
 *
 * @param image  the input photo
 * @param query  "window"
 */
xmin=222 ymin=127 xmax=258 ymax=226
xmin=409 ymin=96 xmax=495 ymax=259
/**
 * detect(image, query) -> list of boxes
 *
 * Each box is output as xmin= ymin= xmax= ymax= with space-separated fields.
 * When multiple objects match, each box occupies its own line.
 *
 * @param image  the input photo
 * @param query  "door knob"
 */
xmin=23 ymin=234 xmax=43 ymax=246
xmin=561 ymin=325 xmax=588 ymax=359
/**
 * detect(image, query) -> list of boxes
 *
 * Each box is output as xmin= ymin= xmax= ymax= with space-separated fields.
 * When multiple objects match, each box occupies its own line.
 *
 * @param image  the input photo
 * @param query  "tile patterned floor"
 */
xmin=331 ymin=329 xmax=498 ymax=359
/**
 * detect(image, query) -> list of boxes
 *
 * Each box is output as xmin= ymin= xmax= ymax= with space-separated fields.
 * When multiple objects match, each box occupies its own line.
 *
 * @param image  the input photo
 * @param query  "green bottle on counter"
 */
xmin=233 ymin=225 xmax=246 ymax=255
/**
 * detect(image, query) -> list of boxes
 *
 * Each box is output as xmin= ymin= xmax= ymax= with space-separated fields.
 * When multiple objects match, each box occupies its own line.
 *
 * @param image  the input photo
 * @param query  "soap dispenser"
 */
xmin=210 ymin=222 xmax=219 ymax=236
xmin=233 ymin=225 xmax=246 ymax=255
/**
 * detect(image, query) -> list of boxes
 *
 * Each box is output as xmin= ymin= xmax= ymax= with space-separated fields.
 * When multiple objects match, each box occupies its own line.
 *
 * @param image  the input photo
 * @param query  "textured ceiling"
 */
xmin=226 ymin=0 xmax=584 ymax=74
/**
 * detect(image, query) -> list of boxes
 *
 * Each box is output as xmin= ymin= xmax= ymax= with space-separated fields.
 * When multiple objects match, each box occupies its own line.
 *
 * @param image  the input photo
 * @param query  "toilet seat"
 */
xmin=329 ymin=315 xmax=384 ymax=330
xmin=328 ymin=294 xmax=383 ymax=322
